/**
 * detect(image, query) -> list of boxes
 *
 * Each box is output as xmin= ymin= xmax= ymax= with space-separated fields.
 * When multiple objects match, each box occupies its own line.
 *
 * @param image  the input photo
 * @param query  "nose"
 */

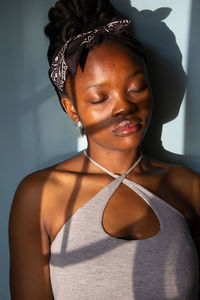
xmin=111 ymin=94 xmax=137 ymax=117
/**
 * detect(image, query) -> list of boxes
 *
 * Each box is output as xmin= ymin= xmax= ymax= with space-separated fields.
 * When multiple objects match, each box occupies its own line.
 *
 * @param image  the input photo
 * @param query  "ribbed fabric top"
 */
xmin=50 ymin=156 xmax=199 ymax=300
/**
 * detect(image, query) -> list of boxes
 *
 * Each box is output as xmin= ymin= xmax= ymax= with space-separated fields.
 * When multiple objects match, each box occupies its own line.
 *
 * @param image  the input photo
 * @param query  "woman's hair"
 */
xmin=44 ymin=0 xmax=145 ymax=100
xmin=44 ymin=0 xmax=116 ymax=66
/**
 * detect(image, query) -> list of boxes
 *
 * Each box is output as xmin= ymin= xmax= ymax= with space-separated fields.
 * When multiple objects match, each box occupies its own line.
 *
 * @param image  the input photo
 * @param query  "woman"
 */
xmin=9 ymin=0 xmax=200 ymax=299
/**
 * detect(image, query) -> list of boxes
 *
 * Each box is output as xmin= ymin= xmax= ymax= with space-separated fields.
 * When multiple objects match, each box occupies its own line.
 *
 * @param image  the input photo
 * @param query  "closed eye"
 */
xmin=90 ymin=96 xmax=108 ymax=104
xmin=128 ymin=78 xmax=149 ymax=93
xmin=128 ymin=83 xmax=148 ymax=93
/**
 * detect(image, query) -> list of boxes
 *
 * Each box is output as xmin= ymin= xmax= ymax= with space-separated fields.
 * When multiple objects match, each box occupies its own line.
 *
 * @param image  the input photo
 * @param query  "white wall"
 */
xmin=0 ymin=0 xmax=79 ymax=298
xmin=0 ymin=0 xmax=199 ymax=298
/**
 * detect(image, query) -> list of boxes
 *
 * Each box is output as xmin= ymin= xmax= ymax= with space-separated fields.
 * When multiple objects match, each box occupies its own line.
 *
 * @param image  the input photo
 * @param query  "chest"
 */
xmin=49 ymin=176 xmax=199 ymax=300
xmin=48 ymin=174 xmax=194 ymax=242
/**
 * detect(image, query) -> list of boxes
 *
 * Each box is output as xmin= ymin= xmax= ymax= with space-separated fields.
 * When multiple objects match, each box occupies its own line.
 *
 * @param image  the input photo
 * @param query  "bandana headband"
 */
xmin=49 ymin=19 xmax=142 ymax=94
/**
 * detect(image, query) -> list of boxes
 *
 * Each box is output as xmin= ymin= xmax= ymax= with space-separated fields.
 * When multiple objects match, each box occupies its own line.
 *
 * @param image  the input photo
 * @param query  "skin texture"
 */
xmin=9 ymin=40 xmax=200 ymax=299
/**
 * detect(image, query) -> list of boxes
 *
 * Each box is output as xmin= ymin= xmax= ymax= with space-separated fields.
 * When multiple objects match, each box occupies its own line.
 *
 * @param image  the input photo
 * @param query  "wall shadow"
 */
xmin=111 ymin=0 xmax=187 ymax=165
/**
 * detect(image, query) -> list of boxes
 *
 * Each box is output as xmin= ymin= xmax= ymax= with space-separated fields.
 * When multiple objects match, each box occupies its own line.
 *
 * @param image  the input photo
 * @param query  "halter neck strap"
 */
xmin=84 ymin=150 xmax=142 ymax=179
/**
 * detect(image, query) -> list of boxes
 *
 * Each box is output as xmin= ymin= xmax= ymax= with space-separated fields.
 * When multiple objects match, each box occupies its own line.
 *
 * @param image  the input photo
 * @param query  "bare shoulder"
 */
xmin=11 ymin=152 xmax=86 ymax=214
xmin=9 ymin=158 xmax=82 ymax=300
xmin=14 ymin=152 xmax=86 ymax=193
xmin=168 ymin=163 xmax=200 ymax=214
xmin=147 ymin=155 xmax=200 ymax=179
xmin=147 ymin=156 xmax=200 ymax=214
xmin=10 ymin=152 xmax=91 ymax=240
xmin=10 ymin=166 xmax=57 ymax=242
xmin=11 ymin=166 xmax=56 ymax=214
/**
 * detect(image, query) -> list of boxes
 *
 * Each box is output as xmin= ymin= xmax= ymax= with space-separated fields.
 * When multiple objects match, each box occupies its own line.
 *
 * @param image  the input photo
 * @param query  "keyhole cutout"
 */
xmin=102 ymin=182 xmax=161 ymax=240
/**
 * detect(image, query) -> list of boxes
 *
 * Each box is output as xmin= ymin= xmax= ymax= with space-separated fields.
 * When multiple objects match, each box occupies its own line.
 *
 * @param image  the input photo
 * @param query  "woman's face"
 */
xmin=64 ymin=40 xmax=152 ymax=152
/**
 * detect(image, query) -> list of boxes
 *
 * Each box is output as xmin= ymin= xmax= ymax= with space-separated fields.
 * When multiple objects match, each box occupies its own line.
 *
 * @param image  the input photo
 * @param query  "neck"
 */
xmin=86 ymin=144 xmax=141 ymax=175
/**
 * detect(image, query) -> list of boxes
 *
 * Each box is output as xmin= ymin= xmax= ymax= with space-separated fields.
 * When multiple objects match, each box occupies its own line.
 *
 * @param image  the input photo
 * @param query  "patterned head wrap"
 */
xmin=49 ymin=19 xmax=145 ymax=95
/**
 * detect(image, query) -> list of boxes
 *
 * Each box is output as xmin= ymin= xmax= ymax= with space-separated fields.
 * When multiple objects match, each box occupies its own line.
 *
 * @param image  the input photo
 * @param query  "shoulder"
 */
xmin=148 ymin=156 xmax=200 ymax=215
xmin=13 ymin=152 xmax=86 ymax=201
xmin=10 ymin=168 xmax=57 ymax=237
xmin=169 ymin=164 xmax=200 ymax=215
xmin=10 ymin=152 xmax=88 ymax=228
xmin=166 ymin=163 xmax=199 ymax=201
xmin=11 ymin=158 xmax=83 ymax=223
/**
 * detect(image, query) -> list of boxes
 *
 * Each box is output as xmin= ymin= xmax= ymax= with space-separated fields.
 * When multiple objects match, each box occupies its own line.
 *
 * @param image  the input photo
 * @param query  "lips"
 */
xmin=112 ymin=118 xmax=142 ymax=136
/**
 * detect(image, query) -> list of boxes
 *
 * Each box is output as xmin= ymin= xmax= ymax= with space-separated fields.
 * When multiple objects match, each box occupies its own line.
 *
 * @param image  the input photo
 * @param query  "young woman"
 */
xmin=9 ymin=0 xmax=200 ymax=299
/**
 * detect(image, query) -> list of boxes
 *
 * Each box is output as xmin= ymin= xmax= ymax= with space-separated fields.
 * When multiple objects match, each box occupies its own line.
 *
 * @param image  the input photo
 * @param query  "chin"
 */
xmin=105 ymin=138 xmax=143 ymax=152
xmin=88 ymin=131 xmax=144 ymax=152
xmin=112 ymin=133 xmax=144 ymax=150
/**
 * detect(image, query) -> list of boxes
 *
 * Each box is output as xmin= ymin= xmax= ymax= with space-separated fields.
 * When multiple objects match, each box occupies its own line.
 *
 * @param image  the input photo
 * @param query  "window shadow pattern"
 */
xmin=46 ymin=3 xmax=200 ymax=298
xmin=6 ymin=0 xmax=197 ymax=298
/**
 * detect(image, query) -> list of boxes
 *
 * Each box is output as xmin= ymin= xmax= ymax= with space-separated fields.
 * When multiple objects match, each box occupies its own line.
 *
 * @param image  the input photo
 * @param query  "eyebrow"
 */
xmin=85 ymin=82 xmax=107 ymax=91
xmin=85 ymin=70 xmax=144 ymax=91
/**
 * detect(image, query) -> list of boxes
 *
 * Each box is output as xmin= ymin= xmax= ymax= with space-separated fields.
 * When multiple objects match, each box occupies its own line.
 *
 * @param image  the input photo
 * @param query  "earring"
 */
xmin=77 ymin=121 xmax=85 ymax=136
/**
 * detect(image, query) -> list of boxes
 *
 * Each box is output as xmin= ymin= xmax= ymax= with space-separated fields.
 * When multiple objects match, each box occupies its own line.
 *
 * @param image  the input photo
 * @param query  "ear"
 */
xmin=61 ymin=97 xmax=79 ymax=123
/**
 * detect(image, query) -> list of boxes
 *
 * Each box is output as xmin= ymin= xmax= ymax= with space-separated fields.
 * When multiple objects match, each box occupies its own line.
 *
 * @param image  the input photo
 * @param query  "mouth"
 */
xmin=112 ymin=118 xmax=142 ymax=136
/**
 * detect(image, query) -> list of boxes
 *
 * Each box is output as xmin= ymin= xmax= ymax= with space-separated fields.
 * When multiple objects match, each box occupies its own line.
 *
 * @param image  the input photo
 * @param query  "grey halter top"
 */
xmin=50 ymin=153 xmax=199 ymax=300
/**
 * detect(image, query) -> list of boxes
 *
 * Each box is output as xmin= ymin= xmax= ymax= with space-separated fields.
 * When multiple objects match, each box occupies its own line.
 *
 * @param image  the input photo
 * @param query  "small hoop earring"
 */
xmin=77 ymin=121 xmax=85 ymax=136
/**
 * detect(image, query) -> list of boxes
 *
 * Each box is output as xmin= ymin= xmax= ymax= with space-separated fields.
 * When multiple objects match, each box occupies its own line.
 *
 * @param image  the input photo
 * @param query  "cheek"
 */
xmin=76 ymin=103 xmax=112 ymax=135
xmin=137 ymin=90 xmax=152 ymax=116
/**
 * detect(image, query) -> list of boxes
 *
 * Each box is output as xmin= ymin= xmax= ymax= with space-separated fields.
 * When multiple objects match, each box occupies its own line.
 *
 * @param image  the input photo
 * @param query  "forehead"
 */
xmin=66 ymin=40 xmax=146 ymax=92
xmin=85 ymin=40 xmax=144 ymax=73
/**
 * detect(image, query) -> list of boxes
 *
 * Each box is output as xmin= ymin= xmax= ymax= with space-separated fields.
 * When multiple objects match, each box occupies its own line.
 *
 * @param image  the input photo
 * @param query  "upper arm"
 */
xmin=170 ymin=166 xmax=200 ymax=258
xmin=9 ymin=173 xmax=53 ymax=300
xmin=176 ymin=167 xmax=200 ymax=294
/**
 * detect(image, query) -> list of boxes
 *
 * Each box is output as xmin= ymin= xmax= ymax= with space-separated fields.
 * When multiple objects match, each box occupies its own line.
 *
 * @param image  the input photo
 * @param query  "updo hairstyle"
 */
xmin=44 ymin=0 xmax=145 ymax=100
xmin=44 ymin=0 xmax=116 ymax=66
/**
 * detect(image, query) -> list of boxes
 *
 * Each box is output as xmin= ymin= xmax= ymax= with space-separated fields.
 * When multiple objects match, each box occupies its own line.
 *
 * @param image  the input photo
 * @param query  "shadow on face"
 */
xmin=62 ymin=40 xmax=153 ymax=153
xmin=107 ymin=1 xmax=187 ymax=164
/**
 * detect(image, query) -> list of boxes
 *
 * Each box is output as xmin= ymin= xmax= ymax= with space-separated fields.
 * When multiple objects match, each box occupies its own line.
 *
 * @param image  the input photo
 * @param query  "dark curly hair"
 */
xmin=44 ymin=0 xmax=145 ymax=100
xmin=44 ymin=0 xmax=116 ymax=65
